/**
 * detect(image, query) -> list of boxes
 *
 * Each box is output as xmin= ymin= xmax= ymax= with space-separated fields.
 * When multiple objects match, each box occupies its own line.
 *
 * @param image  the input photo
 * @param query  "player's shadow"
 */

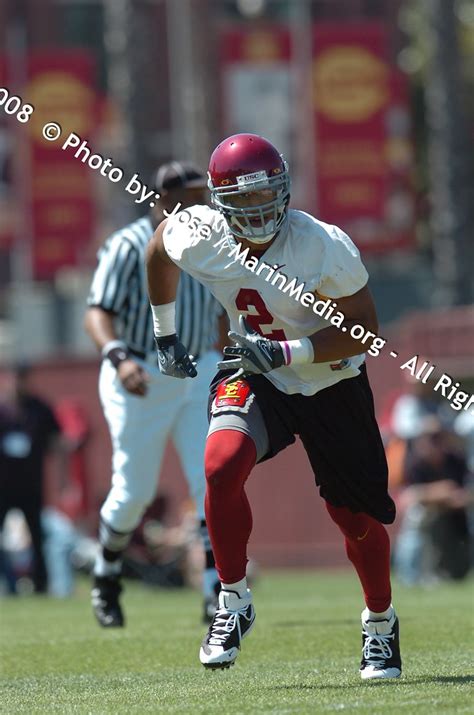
xmin=272 ymin=684 xmax=319 ymax=692
xmin=271 ymin=674 xmax=474 ymax=692
xmin=408 ymin=675 xmax=474 ymax=685
xmin=274 ymin=620 xmax=319 ymax=629
xmin=313 ymin=619 xmax=362 ymax=626
xmin=275 ymin=619 xmax=354 ymax=628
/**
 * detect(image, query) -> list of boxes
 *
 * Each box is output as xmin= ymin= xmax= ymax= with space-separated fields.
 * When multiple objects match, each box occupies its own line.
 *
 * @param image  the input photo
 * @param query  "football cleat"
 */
xmin=360 ymin=608 xmax=402 ymax=680
xmin=91 ymin=575 xmax=125 ymax=628
xmin=199 ymin=589 xmax=255 ymax=669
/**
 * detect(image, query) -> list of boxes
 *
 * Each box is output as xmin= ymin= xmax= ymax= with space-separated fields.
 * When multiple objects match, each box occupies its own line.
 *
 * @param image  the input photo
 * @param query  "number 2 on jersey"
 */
xmin=235 ymin=288 xmax=286 ymax=340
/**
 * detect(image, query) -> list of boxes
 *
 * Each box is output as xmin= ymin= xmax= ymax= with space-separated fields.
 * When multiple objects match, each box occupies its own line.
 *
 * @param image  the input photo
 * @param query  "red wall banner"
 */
xmin=218 ymin=23 xmax=415 ymax=256
xmin=0 ymin=57 xmax=15 ymax=251
xmin=25 ymin=51 xmax=97 ymax=279
xmin=313 ymin=24 xmax=415 ymax=254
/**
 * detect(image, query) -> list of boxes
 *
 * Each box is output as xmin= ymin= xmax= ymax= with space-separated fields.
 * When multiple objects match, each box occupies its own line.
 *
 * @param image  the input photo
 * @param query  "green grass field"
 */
xmin=1 ymin=570 xmax=473 ymax=714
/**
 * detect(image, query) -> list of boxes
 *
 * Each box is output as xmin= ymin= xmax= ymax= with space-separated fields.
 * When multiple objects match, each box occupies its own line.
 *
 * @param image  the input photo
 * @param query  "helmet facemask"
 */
xmin=209 ymin=165 xmax=290 ymax=245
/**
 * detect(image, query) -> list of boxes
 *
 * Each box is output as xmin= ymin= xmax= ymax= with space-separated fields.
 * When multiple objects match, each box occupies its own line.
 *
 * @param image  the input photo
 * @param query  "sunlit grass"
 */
xmin=1 ymin=570 xmax=473 ymax=714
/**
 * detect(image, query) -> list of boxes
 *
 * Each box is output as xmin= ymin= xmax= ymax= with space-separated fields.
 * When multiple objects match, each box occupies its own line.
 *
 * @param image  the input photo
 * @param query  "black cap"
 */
xmin=152 ymin=161 xmax=207 ymax=193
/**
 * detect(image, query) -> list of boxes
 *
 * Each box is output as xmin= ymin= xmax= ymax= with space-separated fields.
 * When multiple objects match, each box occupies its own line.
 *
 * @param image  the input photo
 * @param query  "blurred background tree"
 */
xmin=0 ymin=0 xmax=472 ymax=348
xmin=399 ymin=0 xmax=474 ymax=307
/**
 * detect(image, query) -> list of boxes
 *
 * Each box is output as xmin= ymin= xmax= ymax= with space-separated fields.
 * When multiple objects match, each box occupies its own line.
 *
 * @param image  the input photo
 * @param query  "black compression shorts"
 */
xmin=208 ymin=364 xmax=396 ymax=525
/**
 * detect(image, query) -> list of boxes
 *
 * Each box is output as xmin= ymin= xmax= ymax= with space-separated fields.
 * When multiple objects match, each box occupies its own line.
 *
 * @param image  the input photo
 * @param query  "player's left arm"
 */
xmin=307 ymin=283 xmax=378 ymax=363
xmin=215 ymin=311 xmax=230 ymax=355
xmin=220 ymin=284 xmax=379 ymax=378
xmin=146 ymin=218 xmax=180 ymax=305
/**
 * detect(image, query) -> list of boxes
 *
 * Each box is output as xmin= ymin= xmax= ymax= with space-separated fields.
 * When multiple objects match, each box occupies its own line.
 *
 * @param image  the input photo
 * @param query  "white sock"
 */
xmin=202 ymin=567 xmax=219 ymax=598
xmin=222 ymin=577 xmax=248 ymax=597
xmin=94 ymin=553 xmax=122 ymax=577
xmin=363 ymin=604 xmax=394 ymax=621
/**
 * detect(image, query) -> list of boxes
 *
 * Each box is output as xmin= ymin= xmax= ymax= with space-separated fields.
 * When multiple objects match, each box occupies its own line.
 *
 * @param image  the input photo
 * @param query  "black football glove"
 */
xmin=155 ymin=334 xmax=197 ymax=379
xmin=217 ymin=315 xmax=285 ymax=382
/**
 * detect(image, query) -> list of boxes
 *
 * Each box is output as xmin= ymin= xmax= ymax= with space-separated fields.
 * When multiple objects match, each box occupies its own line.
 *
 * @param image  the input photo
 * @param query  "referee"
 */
xmin=85 ymin=162 xmax=225 ymax=627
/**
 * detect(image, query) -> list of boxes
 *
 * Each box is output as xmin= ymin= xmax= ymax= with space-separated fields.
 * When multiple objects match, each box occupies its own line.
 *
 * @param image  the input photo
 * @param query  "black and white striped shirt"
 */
xmin=87 ymin=216 xmax=223 ymax=359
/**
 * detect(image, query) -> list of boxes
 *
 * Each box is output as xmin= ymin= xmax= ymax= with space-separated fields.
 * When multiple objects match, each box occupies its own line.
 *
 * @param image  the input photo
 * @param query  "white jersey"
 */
xmin=163 ymin=205 xmax=369 ymax=396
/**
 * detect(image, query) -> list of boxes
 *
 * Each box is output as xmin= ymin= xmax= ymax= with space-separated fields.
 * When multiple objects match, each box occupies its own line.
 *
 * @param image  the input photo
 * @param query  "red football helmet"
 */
xmin=207 ymin=133 xmax=290 ymax=244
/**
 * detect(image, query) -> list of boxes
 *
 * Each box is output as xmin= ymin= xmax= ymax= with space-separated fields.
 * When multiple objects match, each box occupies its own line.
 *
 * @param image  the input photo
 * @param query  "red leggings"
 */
xmin=325 ymin=502 xmax=391 ymax=612
xmin=204 ymin=430 xmax=256 ymax=584
xmin=204 ymin=429 xmax=391 ymax=611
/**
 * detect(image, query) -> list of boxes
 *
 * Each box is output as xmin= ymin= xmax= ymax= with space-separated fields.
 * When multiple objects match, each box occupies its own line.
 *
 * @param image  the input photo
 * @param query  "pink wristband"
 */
xmin=281 ymin=338 xmax=314 ymax=366
xmin=282 ymin=341 xmax=292 ymax=366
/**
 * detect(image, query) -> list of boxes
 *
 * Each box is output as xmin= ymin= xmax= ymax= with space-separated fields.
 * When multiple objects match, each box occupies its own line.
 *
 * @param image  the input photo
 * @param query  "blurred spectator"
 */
xmin=121 ymin=493 xmax=257 ymax=594
xmin=394 ymin=417 xmax=472 ymax=585
xmin=391 ymin=369 xmax=454 ymax=441
xmin=42 ymin=507 xmax=80 ymax=598
xmin=121 ymin=494 xmax=192 ymax=589
xmin=454 ymin=411 xmax=474 ymax=473
xmin=54 ymin=399 xmax=90 ymax=524
xmin=0 ymin=363 xmax=71 ymax=594
xmin=0 ymin=553 xmax=16 ymax=594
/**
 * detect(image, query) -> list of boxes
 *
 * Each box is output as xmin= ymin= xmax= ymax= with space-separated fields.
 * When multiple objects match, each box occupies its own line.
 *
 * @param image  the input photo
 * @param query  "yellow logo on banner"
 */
xmin=242 ymin=32 xmax=281 ymax=61
xmin=26 ymin=72 xmax=94 ymax=147
xmin=313 ymin=46 xmax=388 ymax=122
xmin=37 ymin=236 xmax=67 ymax=260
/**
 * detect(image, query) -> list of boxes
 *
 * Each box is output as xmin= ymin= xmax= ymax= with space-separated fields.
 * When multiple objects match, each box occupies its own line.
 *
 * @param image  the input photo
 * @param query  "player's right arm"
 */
xmin=146 ymin=219 xmax=197 ymax=379
xmin=146 ymin=219 xmax=180 ymax=304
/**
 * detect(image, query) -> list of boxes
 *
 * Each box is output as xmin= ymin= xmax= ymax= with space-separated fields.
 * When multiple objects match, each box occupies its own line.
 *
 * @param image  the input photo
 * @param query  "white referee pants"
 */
xmin=98 ymin=349 xmax=219 ymax=533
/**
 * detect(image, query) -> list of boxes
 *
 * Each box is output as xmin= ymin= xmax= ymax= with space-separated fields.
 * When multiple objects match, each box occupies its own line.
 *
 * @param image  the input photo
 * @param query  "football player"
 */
xmin=146 ymin=133 xmax=402 ymax=679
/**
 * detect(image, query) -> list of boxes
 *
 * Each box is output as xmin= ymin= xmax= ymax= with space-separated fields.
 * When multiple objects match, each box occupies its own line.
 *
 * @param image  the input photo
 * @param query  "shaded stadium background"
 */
xmin=0 ymin=0 xmax=473 ymax=567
